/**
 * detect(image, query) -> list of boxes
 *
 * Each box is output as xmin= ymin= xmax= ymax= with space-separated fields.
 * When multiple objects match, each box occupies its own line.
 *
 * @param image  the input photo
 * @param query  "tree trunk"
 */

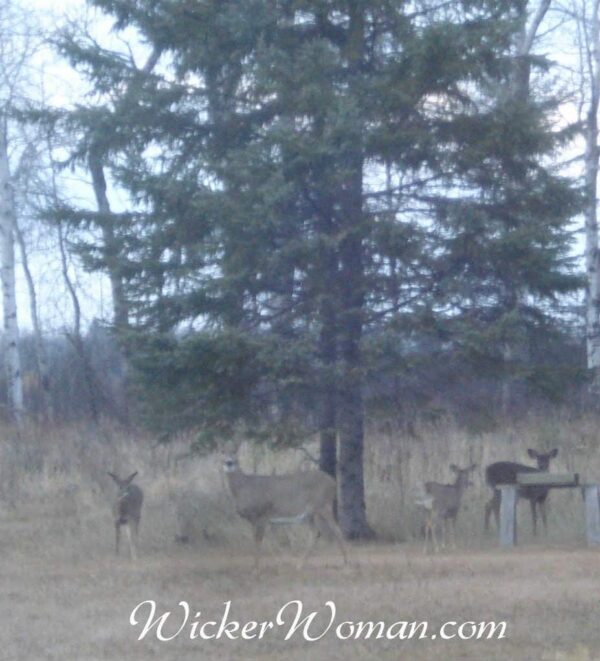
xmin=584 ymin=0 xmax=600 ymax=388
xmin=316 ymin=204 xmax=339 ymax=478
xmin=511 ymin=0 xmax=551 ymax=101
xmin=336 ymin=5 xmax=373 ymax=539
xmin=86 ymin=47 xmax=159 ymax=335
xmin=338 ymin=227 xmax=372 ymax=538
xmin=88 ymin=148 xmax=129 ymax=331
xmin=500 ymin=0 xmax=551 ymax=407
xmin=14 ymin=216 xmax=53 ymax=422
xmin=318 ymin=295 xmax=337 ymax=479
xmin=0 ymin=121 xmax=23 ymax=423
xmin=88 ymin=147 xmax=130 ymax=421
xmin=308 ymin=107 xmax=339 ymax=479
xmin=57 ymin=221 xmax=99 ymax=423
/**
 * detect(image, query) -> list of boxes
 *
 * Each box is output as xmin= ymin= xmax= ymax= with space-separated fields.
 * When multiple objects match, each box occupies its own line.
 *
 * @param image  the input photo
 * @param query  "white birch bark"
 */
xmin=0 ymin=120 xmax=23 ymax=421
xmin=586 ymin=0 xmax=600 ymax=378
xmin=577 ymin=0 xmax=600 ymax=378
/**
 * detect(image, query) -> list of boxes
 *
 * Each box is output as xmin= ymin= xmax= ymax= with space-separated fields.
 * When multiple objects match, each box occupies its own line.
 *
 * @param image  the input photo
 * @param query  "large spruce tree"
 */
xmin=50 ymin=0 xmax=579 ymax=537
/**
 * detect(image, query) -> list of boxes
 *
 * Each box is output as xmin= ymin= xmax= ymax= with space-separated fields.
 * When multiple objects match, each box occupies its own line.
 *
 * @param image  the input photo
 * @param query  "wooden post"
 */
xmin=499 ymin=485 xmax=517 ymax=548
xmin=584 ymin=485 xmax=600 ymax=546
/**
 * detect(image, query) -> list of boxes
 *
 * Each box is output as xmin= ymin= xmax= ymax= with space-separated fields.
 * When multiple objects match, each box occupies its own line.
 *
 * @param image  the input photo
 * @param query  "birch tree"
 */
xmin=574 ymin=0 xmax=600 ymax=387
xmin=0 ymin=0 xmax=39 ymax=422
xmin=0 ymin=115 xmax=23 ymax=421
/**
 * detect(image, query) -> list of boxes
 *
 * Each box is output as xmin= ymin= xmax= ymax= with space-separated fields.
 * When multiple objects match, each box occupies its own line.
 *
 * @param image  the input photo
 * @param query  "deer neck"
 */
xmin=224 ymin=469 xmax=244 ymax=498
xmin=453 ymin=476 xmax=467 ymax=500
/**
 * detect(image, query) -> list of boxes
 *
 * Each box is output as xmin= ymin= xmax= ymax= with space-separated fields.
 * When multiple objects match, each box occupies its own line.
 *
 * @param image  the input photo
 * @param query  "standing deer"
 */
xmin=418 ymin=463 xmax=477 ymax=553
xmin=484 ymin=448 xmax=558 ymax=535
xmin=221 ymin=444 xmax=348 ymax=572
xmin=108 ymin=471 xmax=143 ymax=560
xmin=413 ymin=490 xmax=437 ymax=553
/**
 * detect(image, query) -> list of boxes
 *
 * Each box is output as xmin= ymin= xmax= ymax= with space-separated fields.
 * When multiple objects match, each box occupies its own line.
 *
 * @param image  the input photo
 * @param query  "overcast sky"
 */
xmin=12 ymin=0 xmax=124 ymax=333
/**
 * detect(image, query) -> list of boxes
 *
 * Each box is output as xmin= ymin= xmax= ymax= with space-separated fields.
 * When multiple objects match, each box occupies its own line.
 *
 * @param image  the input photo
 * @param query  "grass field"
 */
xmin=3 ymin=417 xmax=600 ymax=660
xmin=2 ymin=517 xmax=600 ymax=661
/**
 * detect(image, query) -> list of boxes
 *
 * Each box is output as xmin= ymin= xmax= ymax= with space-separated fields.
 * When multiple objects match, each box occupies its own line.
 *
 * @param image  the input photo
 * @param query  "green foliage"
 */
xmin=42 ymin=0 xmax=583 ymax=439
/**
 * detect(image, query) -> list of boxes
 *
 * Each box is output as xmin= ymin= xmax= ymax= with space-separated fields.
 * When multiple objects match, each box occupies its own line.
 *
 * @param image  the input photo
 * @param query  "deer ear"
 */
xmin=107 ymin=472 xmax=120 ymax=485
xmin=124 ymin=471 xmax=138 ymax=485
xmin=527 ymin=449 xmax=538 ymax=459
xmin=549 ymin=448 xmax=558 ymax=458
xmin=449 ymin=464 xmax=459 ymax=473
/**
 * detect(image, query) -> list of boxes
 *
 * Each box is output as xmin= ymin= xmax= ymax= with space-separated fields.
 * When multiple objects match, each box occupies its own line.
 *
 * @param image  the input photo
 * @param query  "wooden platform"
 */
xmin=499 ymin=472 xmax=600 ymax=548
xmin=517 ymin=472 xmax=579 ymax=487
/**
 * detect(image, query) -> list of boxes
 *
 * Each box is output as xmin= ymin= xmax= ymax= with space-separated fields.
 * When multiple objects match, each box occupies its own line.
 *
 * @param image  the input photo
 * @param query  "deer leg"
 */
xmin=530 ymin=499 xmax=538 ymax=536
xmin=432 ymin=515 xmax=440 ymax=553
xmin=440 ymin=518 xmax=448 ymax=550
xmin=450 ymin=517 xmax=458 ymax=549
xmin=484 ymin=499 xmax=492 ymax=531
xmin=133 ymin=518 xmax=141 ymax=556
xmin=299 ymin=519 xmax=322 ymax=569
xmin=485 ymin=491 xmax=499 ymax=531
xmin=253 ymin=522 xmax=266 ymax=574
xmin=319 ymin=510 xmax=348 ymax=566
xmin=423 ymin=516 xmax=431 ymax=554
xmin=115 ymin=523 xmax=120 ymax=556
xmin=124 ymin=523 xmax=137 ymax=561
xmin=493 ymin=490 xmax=501 ymax=530
xmin=540 ymin=500 xmax=548 ymax=534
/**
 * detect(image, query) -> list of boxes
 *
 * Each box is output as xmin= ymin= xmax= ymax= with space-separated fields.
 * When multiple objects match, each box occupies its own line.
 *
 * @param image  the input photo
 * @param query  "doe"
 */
xmin=419 ymin=463 xmax=477 ymax=553
xmin=221 ymin=443 xmax=348 ymax=572
xmin=108 ymin=471 xmax=144 ymax=560
xmin=484 ymin=448 xmax=558 ymax=535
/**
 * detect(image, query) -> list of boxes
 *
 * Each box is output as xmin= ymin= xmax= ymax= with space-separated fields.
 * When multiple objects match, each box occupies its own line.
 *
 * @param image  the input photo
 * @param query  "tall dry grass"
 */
xmin=3 ymin=415 xmax=600 ymax=660
xmin=0 ymin=412 xmax=598 ymax=553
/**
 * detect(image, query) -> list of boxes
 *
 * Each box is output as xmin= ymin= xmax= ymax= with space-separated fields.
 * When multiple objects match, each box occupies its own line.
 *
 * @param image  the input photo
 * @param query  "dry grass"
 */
xmin=1 ymin=415 xmax=600 ymax=659
xmin=2 ymin=534 xmax=600 ymax=660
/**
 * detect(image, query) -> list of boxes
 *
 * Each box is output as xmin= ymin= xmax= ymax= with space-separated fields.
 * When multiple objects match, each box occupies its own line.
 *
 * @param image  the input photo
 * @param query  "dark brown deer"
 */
xmin=484 ymin=448 xmax=558 ymax=535
xmin=108 ymin=471 xmax=144 ymax=560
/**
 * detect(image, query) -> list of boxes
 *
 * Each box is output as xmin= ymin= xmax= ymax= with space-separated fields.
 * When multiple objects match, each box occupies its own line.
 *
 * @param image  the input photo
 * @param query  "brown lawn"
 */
xmin=2 ymin=512 xmax=600 ymax=661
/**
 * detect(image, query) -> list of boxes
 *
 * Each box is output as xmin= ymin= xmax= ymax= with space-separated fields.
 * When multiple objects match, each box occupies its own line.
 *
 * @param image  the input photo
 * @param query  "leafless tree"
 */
xmin=0 ymin=0 xmax=42 ymax=423
xmin=572 ymin=0 xmax=600 ymax=388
